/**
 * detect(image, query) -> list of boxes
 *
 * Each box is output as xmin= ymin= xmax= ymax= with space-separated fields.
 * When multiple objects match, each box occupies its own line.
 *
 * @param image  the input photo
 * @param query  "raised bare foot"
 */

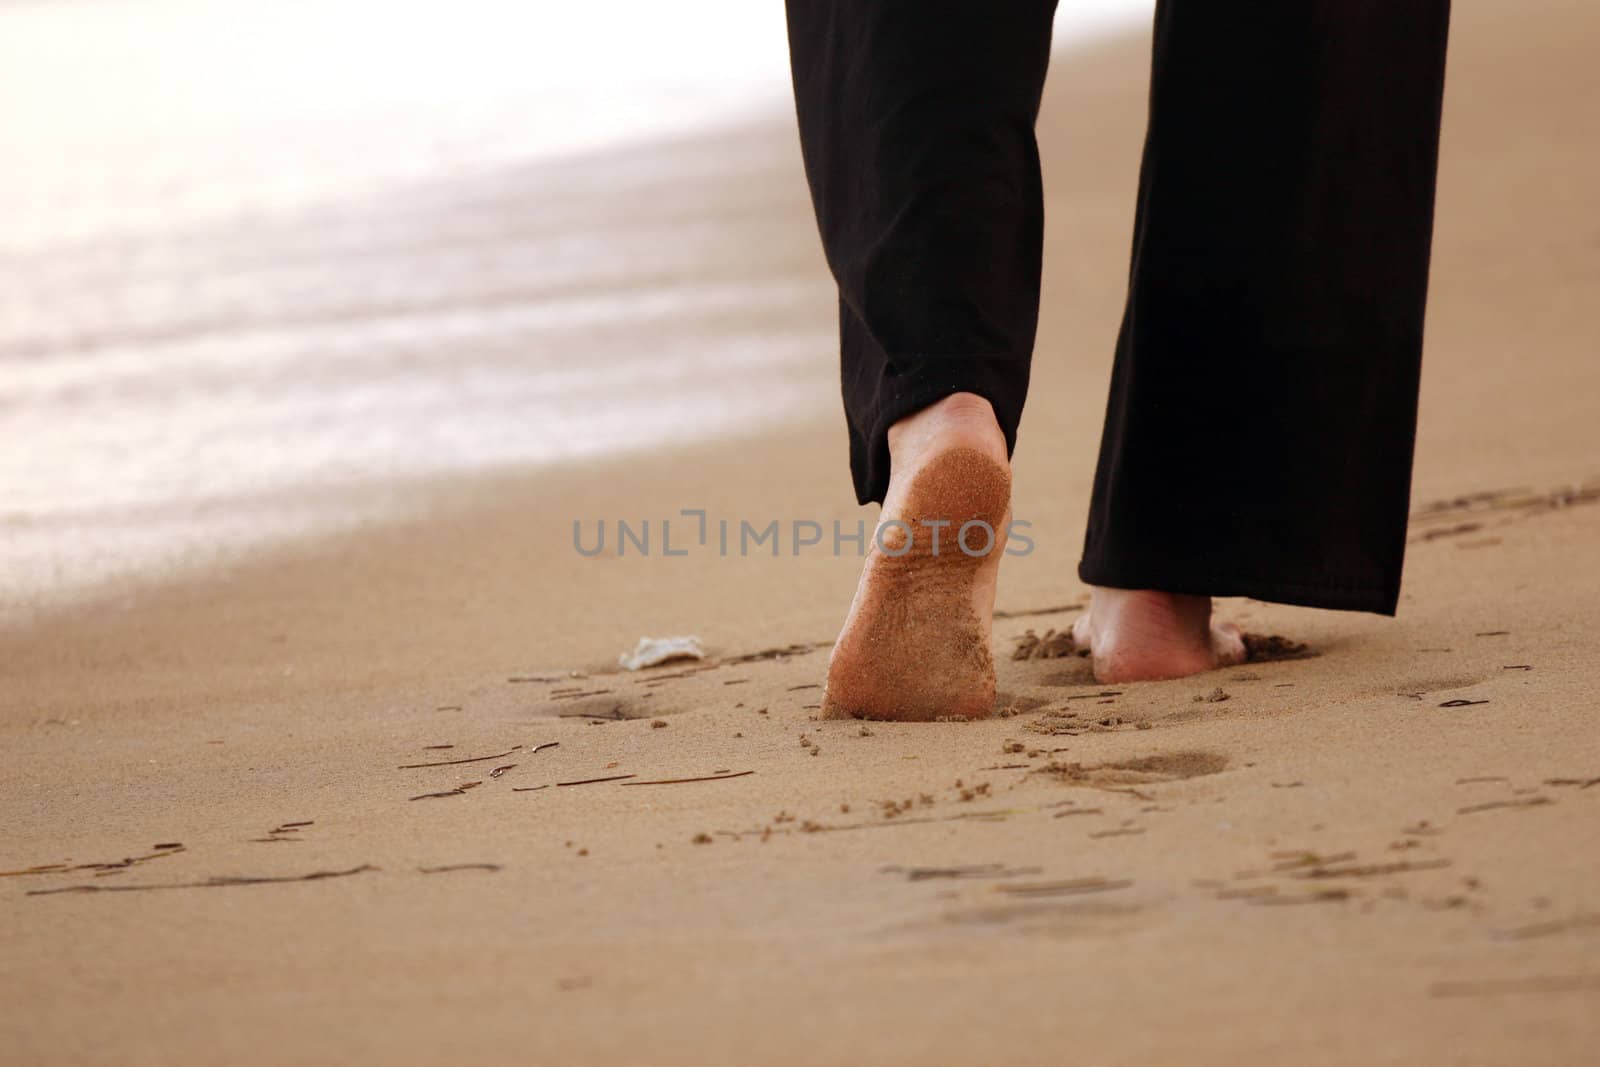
xmin=821 ymin=393 xmax=1010 ymax=721
xmin=1071 ymin=588 xmax=1246 ymax=684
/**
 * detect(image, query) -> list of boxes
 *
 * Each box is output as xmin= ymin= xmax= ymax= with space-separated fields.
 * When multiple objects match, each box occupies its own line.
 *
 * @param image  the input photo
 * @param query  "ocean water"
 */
xmin=0 ymin=0 xmax=1151 ymax=618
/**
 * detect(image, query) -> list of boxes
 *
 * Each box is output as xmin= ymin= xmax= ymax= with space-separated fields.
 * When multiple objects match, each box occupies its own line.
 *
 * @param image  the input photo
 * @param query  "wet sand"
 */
xmin=4 ymin=2 xmax=1600 ymax=1064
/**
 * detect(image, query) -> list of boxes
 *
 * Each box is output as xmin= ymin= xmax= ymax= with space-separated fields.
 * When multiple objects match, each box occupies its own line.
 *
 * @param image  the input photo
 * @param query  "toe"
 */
xmin=1071 ymin=612 xmax=1094 ymax=651
xmin=1211 ymin=622 xmax=1247 ymax=667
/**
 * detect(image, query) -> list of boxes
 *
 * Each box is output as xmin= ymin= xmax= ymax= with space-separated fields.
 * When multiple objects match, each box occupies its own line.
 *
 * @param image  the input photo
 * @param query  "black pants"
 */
xmin=786 ymin=0 xmax=1451 ymax=614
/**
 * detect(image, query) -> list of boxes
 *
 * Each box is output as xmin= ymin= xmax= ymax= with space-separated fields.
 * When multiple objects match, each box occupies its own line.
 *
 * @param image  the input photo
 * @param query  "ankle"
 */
xmin=886 ymin=392 xmax=1007 ymax=468
xmin=1093 ymin=589 xmax=1213 ymax=643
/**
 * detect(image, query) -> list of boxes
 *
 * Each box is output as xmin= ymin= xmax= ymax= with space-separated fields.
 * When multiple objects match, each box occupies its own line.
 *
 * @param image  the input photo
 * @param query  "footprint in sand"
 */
xmin=1034 ymin=751 xmax=1230 ymax=789
xmin=1382 ymin=673 xmax=1495 ymax=702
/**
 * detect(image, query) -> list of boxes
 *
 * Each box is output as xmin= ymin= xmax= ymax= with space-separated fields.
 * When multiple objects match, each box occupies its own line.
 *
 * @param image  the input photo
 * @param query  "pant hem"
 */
xmin=1076 ymin=557 xmax=1400 ymax=616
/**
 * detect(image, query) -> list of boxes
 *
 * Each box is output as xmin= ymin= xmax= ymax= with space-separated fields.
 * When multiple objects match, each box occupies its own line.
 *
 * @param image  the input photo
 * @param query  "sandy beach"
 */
xmin=3 ymin=1 xmax=1599 ymax=1063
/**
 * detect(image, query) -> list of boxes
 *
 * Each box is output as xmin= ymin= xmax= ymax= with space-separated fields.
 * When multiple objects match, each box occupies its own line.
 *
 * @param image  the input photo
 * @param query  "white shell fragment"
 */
xmin=619 ymin=635 xmax=707 ymax=671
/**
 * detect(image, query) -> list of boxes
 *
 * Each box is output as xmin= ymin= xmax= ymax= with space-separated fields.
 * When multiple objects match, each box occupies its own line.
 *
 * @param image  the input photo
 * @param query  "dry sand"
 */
xmin=4 ymin=2 xmax=1600 ymax=1063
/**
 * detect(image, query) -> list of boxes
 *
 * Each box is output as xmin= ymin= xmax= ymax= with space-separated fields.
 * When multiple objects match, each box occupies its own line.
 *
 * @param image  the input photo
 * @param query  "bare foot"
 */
xmin=821 ymin=394 xmax=1010 ymax=721
xmin=1071 ymin=588 xmax=1246 ymax=684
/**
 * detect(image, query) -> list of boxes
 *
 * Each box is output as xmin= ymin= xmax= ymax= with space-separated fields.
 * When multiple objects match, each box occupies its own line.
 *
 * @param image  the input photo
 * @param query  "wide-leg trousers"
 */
xmin=785 ymin=0 xmax=1451 ymax=614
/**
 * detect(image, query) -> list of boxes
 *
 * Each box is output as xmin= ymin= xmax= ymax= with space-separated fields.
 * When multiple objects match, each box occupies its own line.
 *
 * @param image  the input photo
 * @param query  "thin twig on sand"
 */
xmin=398 ymin=746 xmax=521 ymax=770
xmin=620 ymin=771 xmax=755 ymax=786
xmin=28 ymin=865 xmax=378 ymax=896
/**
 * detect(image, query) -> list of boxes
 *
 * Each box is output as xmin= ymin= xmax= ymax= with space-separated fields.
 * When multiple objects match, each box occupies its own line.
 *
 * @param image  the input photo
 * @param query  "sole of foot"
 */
xmin=821 ymin=396 xmax=1010 ymax=721
xmin=1071 ymin=588 xmax=1246 ymax=684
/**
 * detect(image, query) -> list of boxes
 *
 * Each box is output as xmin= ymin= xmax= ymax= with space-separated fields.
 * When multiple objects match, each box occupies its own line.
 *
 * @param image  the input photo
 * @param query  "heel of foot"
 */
xmin=1078 ymin=589 xmax=1247 ymax=684
xmin=822 ymin=446 xmax=1009 ymax=721
xmin=901 ymin=447 xmax=1010 ymax=536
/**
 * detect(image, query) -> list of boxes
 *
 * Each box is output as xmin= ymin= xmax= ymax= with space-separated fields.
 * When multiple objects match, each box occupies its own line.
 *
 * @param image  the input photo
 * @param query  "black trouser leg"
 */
xmin=785 ymin=0 xmax=1059 ymax=505
xmin=1079 ymin=1 xmax=1452 ymax=614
